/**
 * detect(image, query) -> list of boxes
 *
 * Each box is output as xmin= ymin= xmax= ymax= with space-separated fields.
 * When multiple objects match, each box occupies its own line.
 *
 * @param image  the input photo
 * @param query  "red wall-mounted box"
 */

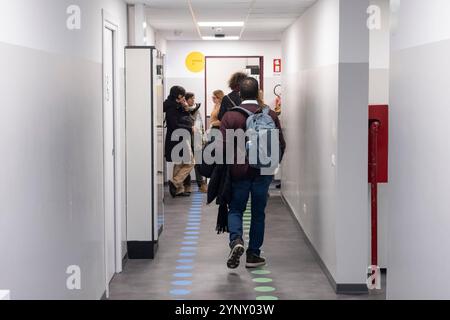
xmin=368 ymin=105 xmax=389 ymax=183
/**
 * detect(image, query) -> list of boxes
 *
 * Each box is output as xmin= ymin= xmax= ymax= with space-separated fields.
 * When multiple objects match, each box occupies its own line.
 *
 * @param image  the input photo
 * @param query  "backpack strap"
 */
xmin=261 ymin=105 xmax=271 ymax=115
xmin=231 ymin=106 xmax=253 ymax=118
xmin=226 ymin=94 xmax=238 ymax=108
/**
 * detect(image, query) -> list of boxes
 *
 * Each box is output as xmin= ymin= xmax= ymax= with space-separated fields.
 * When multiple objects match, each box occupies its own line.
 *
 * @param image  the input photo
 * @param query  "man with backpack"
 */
xmin=220 ymin=77 xmax=286 ymax=269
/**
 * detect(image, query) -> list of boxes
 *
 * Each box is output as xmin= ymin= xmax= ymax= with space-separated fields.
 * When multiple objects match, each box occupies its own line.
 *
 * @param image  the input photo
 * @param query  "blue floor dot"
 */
xmin=172 ymin=280 xmax=192 ymax=286
xmin=187 ymin=222 xmax=200 ymax=226
xmin=181 ymin=241 xmax=198 ymax=245
xmin=170 ymin=289 xmax=191 ymax=296
xmin=176 ymin=265 xmax=194 ymax=270
xmin=185 ymin=231 xmax=199 ymax=235
xmin=181 ymin=247 xmax=197 ymax=251
xmin=186 ymin=227 xmax=200 ymax=230
xmin=173 ymin=273 xmax=192 ymax=278
xmin=177 ymin=259 xmax=194 ymax=264
xmin=184 ymin=236 xmax=198 ymax=240
xmin=179 ymin=252 xmax=196 ymax=257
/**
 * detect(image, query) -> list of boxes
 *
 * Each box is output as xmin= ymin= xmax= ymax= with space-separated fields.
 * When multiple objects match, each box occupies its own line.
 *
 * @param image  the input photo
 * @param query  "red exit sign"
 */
xmin=273 ymin=59 xmax=282 ymax=73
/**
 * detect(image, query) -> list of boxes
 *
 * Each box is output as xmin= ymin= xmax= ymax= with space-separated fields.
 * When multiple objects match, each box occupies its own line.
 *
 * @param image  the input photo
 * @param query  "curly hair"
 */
xmin=228 ymin=72 xmax=248 ymax=90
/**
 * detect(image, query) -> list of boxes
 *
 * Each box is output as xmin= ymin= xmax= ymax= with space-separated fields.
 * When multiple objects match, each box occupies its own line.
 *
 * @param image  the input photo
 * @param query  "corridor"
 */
xmin=109 ymin=186 xmax=385 ymax=300
xmin=2 ymin=0 xmax=450 ymax=303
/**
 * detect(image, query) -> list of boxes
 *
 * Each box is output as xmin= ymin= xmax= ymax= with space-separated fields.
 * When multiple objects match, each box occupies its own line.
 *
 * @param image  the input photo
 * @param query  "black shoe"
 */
xmin=168 ymin=181 xmax=177 ymax=198
xmin=179 ymin=192 xmax=191 ymax=197
xmin=246 ymin=254 xmax=266 ymax=268
xmin=227 ymin=239 xmax=245 ymax=269
xmin=276 ymin=184 xmax=281 ymax=189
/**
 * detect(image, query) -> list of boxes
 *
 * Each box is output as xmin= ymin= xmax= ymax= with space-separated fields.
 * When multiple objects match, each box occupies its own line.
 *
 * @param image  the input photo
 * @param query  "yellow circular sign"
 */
xmin=185 ymin=51 xmax=205 ymax=73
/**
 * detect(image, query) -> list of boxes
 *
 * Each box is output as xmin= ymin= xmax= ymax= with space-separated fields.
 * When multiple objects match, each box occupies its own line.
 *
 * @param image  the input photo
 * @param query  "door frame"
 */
xmin=102 ymin=9 xmax=123 ymax=297
xmin=204 ymin=56 xmax=264 ymax=128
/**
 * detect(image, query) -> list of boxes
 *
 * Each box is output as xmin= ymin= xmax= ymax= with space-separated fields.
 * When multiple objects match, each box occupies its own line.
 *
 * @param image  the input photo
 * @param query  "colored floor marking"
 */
xmin=256 ymin=296 xmax=279 ymax=300
xmin=179 ymin=252 xmax=196 ymax=257
xmin=177 ymin=259 xmax=194 ymax=264
xmin=170 ymin=289 xmax=191 ymax=296
xmin=172 ymin=280 xmax=192 ymax=286
xmin=254 ymin=286 xmax=276 ymax=292
xmin=169 ymin=188 xmax=205 ymax=300
xmin=173 ymin=273 xmax=193 ymax=278
xmin=244 ymin=202 xmax=280 ymax=301
xmin=176 ymin=265 xmax=194 ymax=270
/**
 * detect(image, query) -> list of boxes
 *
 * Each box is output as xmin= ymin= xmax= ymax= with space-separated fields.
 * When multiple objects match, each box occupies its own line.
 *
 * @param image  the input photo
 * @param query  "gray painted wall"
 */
xmin=0 ymin=0 xmax=128 ymax=299
xmin=388 ymin=0 xmax=450 ymax=299
xmin=281 ymin=0 xmax=369 ymax=286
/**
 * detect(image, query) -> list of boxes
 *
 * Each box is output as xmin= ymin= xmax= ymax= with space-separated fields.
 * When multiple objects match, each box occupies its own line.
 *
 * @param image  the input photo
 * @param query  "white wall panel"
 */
xmin=0 ymin=0 xmax=127 ymax=299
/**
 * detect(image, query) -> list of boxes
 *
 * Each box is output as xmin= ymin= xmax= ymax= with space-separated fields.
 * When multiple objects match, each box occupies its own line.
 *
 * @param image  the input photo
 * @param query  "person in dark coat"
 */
xmin=218 ymin=72 xmax=248 ymax=121
xmin=164 ymin=86 xmax=195 ymax=197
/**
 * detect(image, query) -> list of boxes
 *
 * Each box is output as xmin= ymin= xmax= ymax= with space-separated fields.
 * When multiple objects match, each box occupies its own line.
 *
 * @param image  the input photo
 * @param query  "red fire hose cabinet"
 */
xmin=368 ymin=105 xmax=389 ymax=267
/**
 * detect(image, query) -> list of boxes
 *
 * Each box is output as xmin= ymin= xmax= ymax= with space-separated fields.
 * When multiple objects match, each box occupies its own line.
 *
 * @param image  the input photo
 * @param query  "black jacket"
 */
xmin=207 ymin=164 xmax=232 ymax=234
xmin=218 ymin=90 xmax=241 ymax=121
xmin=164 ymin=99 xmax=193 ymax=162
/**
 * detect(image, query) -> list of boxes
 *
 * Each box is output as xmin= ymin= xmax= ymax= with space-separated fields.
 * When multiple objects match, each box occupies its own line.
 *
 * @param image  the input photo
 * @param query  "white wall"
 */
xmin=388 ymin=0 xmax=450 ymax=299
xmin=166 ymin=40 xmax=282 ymax=119
xmin=281 ymin=0 xmax=369 ymax=288
xmin=0 ymin=0 xmax=128 ymax=299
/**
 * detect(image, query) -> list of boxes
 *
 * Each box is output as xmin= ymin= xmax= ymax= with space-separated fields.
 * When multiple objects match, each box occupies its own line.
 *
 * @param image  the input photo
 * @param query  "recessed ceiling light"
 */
xmin=198 ymin=21 xmax=245 ymax=27
xmin=202 ymin=36 xmax=240 ymax=41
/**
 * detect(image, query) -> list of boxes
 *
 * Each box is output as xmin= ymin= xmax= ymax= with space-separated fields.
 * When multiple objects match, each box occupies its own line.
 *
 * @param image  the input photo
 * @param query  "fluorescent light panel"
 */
xmin=202 ymin=36 xmax=240 ymax=41
xmin=198 ymin=21 xmax=245 ymax=27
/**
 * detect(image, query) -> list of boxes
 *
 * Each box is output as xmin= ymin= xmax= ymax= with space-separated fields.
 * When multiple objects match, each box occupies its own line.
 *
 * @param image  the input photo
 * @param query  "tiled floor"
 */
xmin=109 ymin=185 xmax=386 ymax=300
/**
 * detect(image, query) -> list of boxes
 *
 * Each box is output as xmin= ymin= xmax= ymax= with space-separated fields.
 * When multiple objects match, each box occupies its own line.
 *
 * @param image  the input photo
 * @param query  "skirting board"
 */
xmin=280 ymin=194 xmax=369 ymax=295
xmin=127 ymin=241 xmax=159 ymax=259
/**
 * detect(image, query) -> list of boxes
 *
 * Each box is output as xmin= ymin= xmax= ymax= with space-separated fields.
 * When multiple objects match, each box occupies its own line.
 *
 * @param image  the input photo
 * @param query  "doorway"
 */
xmin=102 ymin=11 xmax=121 ymax=296
xmin=204 ymin=56 xmax=264 ymax=128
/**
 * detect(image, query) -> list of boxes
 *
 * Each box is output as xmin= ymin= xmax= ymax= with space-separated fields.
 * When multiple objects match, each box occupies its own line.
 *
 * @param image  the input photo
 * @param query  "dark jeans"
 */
xmin=228 ymin=175 xmax=274 ymax=256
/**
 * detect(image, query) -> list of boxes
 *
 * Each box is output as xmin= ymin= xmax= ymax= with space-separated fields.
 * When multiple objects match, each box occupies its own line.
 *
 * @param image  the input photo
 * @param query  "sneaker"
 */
xmin=246 ymin=254 xmax=266 ymax=268
xmin=227 ymin=239 xmax=245 ymax=269
xmin=168 ymin=181 xmax=177 ymax=198
xmin=179 ymin=192 xmax=191 ymax=197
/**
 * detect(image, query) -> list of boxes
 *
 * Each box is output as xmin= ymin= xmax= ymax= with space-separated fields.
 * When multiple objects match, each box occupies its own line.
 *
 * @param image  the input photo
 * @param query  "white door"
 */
xmin=103 ymin=26 xmax=116 ymax=283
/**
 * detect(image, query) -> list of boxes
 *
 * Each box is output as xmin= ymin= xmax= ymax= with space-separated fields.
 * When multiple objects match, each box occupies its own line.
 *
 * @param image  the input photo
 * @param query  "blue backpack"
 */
xmin=232 ymin=106 xmax=279 ymax=169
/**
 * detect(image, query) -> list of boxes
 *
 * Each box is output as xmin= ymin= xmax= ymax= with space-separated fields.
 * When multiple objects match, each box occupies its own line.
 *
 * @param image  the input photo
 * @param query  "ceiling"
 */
xmin=129 ymin=0 xmax=317 ymax=41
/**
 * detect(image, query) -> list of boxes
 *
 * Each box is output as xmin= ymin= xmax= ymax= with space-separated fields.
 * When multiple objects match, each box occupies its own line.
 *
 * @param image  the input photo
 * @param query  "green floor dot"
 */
xmin=254 ymin=286 xmax=276 ymax=293
xmin=251 ymin=270 xmax=271 ymax=275
xmin=253 ymin=278 xmax=273 ymax=283
xmin=256 ymin=296 xmax=279 ymax=300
